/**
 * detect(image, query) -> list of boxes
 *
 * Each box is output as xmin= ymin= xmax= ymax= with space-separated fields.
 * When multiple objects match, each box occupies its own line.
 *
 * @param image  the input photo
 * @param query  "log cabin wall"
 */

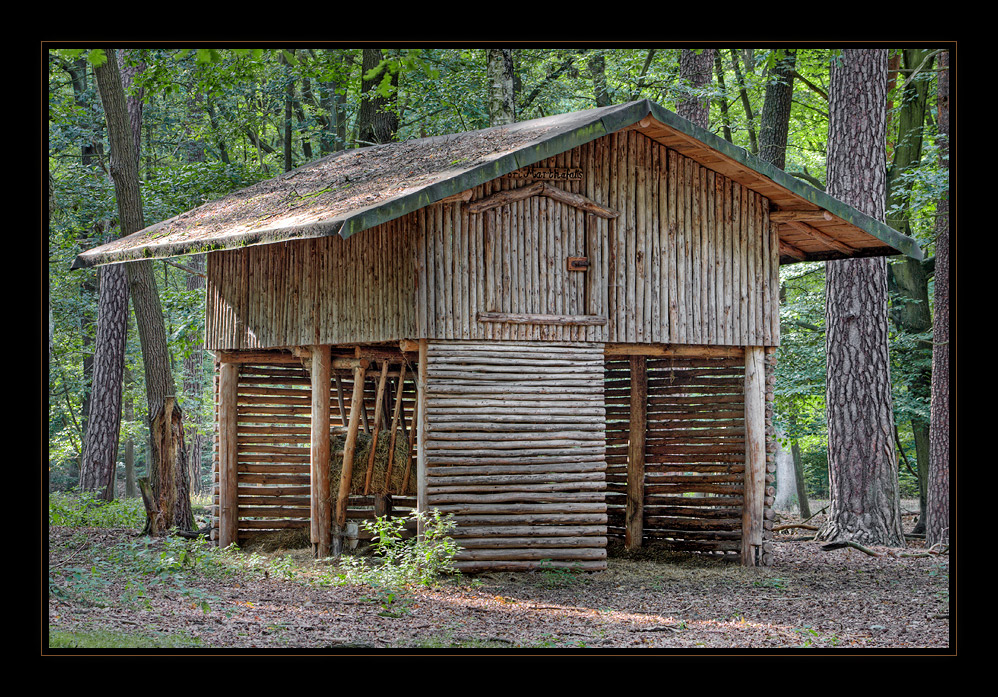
xmin=204 ymin=217 xmax=418 ymax=351
xmin=209 ymin=353 xmax=419 ymax=547
xmin=415 ymin=130 xmax=780 ymax=348
xmin=422 ymin=340 xmax=608 ymax=571
xmin=604 ymin=348 xmax=776 ymax=564
xmin=202 ymin=130 xmax=779 ymax=353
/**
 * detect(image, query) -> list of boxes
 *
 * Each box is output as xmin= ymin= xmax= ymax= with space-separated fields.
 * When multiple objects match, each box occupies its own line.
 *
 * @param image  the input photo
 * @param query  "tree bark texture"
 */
xmin=357 ymin=49 xmax=398 ymax=145
xmin=94 ymin=47 xmax=194 ymax=532
xmin=926 ymin=50 xmax=950 ymax=548
xmin=758 ymin=49 xmax=796 ymax=170
xmin=818 ymin=48 xmax=905 ymax=547
xmin=487 ymin=49 xmax=516 ymax=126
xmin=678 ymin=49 xmax=715 ymax=129
xmin=78 ymin=264 xmax=128 ymax=500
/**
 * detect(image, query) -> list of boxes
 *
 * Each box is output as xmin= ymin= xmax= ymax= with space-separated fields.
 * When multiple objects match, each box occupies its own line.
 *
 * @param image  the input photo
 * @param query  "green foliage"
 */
xmin=48 ymin=491 xmax=146 ymax=528
xmin=49 ymin=627 xmax=204 ymax=649
xmin=338 ymin=509 xmax=460 ymax=589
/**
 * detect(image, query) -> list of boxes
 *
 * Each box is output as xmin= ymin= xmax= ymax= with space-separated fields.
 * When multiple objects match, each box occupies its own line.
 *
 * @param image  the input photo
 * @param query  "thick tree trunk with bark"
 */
xmin=926 ymin=50 xmax=950 ymax=548
xmin=817 ymin=48 xmax=905 ymax=548
xmin=487 ymin=49 xmax=516 ymax=126
xmin=93 ymin=47 xmax=194 ymax=532
xmin=78 ymin=264 xmax=128 ymax=500
xmin=677 ymin=49 xmax=715 ymax=128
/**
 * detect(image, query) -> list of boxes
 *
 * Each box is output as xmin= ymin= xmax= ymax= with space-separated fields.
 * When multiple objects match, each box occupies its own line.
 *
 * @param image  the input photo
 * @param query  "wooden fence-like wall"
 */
xmin=423 ymin=340 xmax=608 ymax=571
xmin=604 ymin=348 xmax=775 ymax=562
xmin=211 ymin=355 xmax=418 ymax=546
xmin=205 ymin=219 xmax=417 ymax=351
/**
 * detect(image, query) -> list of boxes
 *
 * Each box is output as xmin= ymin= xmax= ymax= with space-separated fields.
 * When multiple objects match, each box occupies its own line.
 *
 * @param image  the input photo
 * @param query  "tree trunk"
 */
xmin=93 ymin=47 xmax=194 ymax=533
xmin=727 ymin=49 xmax=758 ymax=155
xmin=677 ymin=49 xmax=715 ymax=128
xmin=78 ymin=263 xmax=128 ymax=500
xmin=884 ymin=49 xmax=935 ymax=535
xmin=487 ymin=49 xmax=516 ymax=126
xmin=357 ymin=49 xmax=398 ymax=145
xmin=758 ymin=49 xmax=796 ymax=170
xmin=589 ymin=51 xmax=611 ymax=107
xmin=926 ymin=50 xmax=950 ymax=548
xmin=816 ymin=48 xmax=905 ymax=547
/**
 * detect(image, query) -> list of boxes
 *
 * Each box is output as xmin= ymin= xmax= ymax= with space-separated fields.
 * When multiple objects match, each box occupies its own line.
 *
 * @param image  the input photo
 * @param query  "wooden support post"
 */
xmin=383 ymin=362 xmax=407 ymax=490
xmin=336 ymin=362 xmax=367 ymax=528
xmin=310 ymin=345 xmax=332 ymax=558
xmin=742 ymin=346 xmax=766 ymax=566
xmin=217 ymin=362 xmax=239 ymax=549
xmin=363 ymin=360 xmax=391 ymax=494
xmin=416 ymin=339 xmax=428 ymax=537
xmin=625 ymin=354 xmax=647 ymax=550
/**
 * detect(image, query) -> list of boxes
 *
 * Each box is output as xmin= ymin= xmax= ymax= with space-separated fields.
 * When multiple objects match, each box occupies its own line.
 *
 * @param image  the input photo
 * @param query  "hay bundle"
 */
xmin=242 ymin=527 xmax=311 ymax=553
xmin=329 ymin=427 xmax=415 ymax=496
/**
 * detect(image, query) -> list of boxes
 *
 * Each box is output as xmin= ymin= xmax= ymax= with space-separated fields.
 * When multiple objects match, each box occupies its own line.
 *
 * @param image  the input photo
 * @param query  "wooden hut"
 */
xmin=75 ymin=100 xmax=922 ymax=571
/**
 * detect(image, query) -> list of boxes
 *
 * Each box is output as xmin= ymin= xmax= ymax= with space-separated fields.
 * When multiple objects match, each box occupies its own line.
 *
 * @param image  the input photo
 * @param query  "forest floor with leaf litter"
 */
xmin=46 ymin=502 xmax=951 ymax=652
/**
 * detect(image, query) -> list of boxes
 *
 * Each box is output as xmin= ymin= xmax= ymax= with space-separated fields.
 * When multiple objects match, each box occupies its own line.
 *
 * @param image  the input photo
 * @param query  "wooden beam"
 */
xmin=383 ymin=362 xmax=407 ymax=491
xmin=779 ymin=238 xmax=808 ymax=261
xmin=336 ymin=362 xmax=367 ymax=527
xmin=477 ymin=312 xmax=608 ymax=326
xmin=784 ymin=220 xmax=856 ymax=256
xmin=741 ymin=346 xmax=766 ymax=567
xmin=217 ymin=362 xmax=240 ymax=549
xmin=625 ymin=355 xmax=647 ymax=550
xmin=310 ymin=345 xmax=332 ymax=558
xmin=468 ymin=181 xmax=619 ymax=219
xmin=604 ymin=343 xmax=746 ymax=358
xmin=416 ymin=339 xmax=428 ymax=537
xmin=769 ymin=209 xmax=835 ymax=223
xmin=363 ymin=360 xmax=391 ymax=495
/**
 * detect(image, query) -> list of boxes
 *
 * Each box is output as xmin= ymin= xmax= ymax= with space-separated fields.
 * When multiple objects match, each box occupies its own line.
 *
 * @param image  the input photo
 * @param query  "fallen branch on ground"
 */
xmin=820 ymin=540 xmax=880 ymax=557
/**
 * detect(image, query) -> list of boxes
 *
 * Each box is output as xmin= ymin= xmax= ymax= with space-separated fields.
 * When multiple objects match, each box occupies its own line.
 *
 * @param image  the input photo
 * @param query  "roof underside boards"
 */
xmin=71 ymin=99 xmax=922 ymax=270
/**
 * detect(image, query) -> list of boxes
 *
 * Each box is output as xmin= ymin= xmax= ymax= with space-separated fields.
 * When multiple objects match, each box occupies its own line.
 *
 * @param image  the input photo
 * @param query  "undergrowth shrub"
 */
xmin=48 ymin=490 xmax=145 ymax=529
xmin=338 ymin=509 xmax=459 ymax=588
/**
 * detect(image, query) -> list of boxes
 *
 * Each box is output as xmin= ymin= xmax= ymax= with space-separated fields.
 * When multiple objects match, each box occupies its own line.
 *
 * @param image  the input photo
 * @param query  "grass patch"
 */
xmin=48 ymin=627 xmax=204 ymax=649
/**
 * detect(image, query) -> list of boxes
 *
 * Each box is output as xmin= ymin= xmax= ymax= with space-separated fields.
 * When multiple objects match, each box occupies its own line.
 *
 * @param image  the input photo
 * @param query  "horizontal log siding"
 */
xmin=210 ymin=358 xmax=417 ymax=545
xmin=423 ymin=340 xmax=608 ymax=571
xmin=605 ymin=350 xmax=774 ymax=558
xmin=205 ymin=216 xmax=417 ymax=350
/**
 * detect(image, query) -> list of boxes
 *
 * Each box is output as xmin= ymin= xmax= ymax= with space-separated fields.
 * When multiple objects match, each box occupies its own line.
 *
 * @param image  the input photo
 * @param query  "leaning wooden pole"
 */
xmin=336 ymin=362 xmax=367 ymax=528
xmin=741 ymin=346 xmax=767 ymax=566
xmin=415 ymin=339 xmax=428 ymax=537
xmin=310 ymin=345 xmax=332 ymax=558
xmin=217 ymin=361 xmax=239 ymax=549
xmin=625 ymin=354 xmax=647 ymax=550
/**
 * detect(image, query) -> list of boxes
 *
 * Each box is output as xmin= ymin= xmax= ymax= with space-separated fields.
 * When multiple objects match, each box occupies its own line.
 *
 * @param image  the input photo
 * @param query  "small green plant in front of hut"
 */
xmin=339 ymin=508 xmax=459 ymax=589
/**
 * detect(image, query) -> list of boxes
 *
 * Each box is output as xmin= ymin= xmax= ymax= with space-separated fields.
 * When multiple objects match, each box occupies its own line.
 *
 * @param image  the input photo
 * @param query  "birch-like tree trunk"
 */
xmin=487 ymin=49 xmax=516 ymax=126
xmin=817 ymin=48 xmax=905 ymax=547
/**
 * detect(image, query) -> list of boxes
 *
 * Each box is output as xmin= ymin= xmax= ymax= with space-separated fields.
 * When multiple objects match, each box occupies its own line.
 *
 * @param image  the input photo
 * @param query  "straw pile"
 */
xmin=329 ymin=428 xmax=414 ymax=496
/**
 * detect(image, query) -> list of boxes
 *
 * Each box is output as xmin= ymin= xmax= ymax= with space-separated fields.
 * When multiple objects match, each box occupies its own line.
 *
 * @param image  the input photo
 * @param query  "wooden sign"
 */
xmin=505 ymin=167 xmax=584 ymax=182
